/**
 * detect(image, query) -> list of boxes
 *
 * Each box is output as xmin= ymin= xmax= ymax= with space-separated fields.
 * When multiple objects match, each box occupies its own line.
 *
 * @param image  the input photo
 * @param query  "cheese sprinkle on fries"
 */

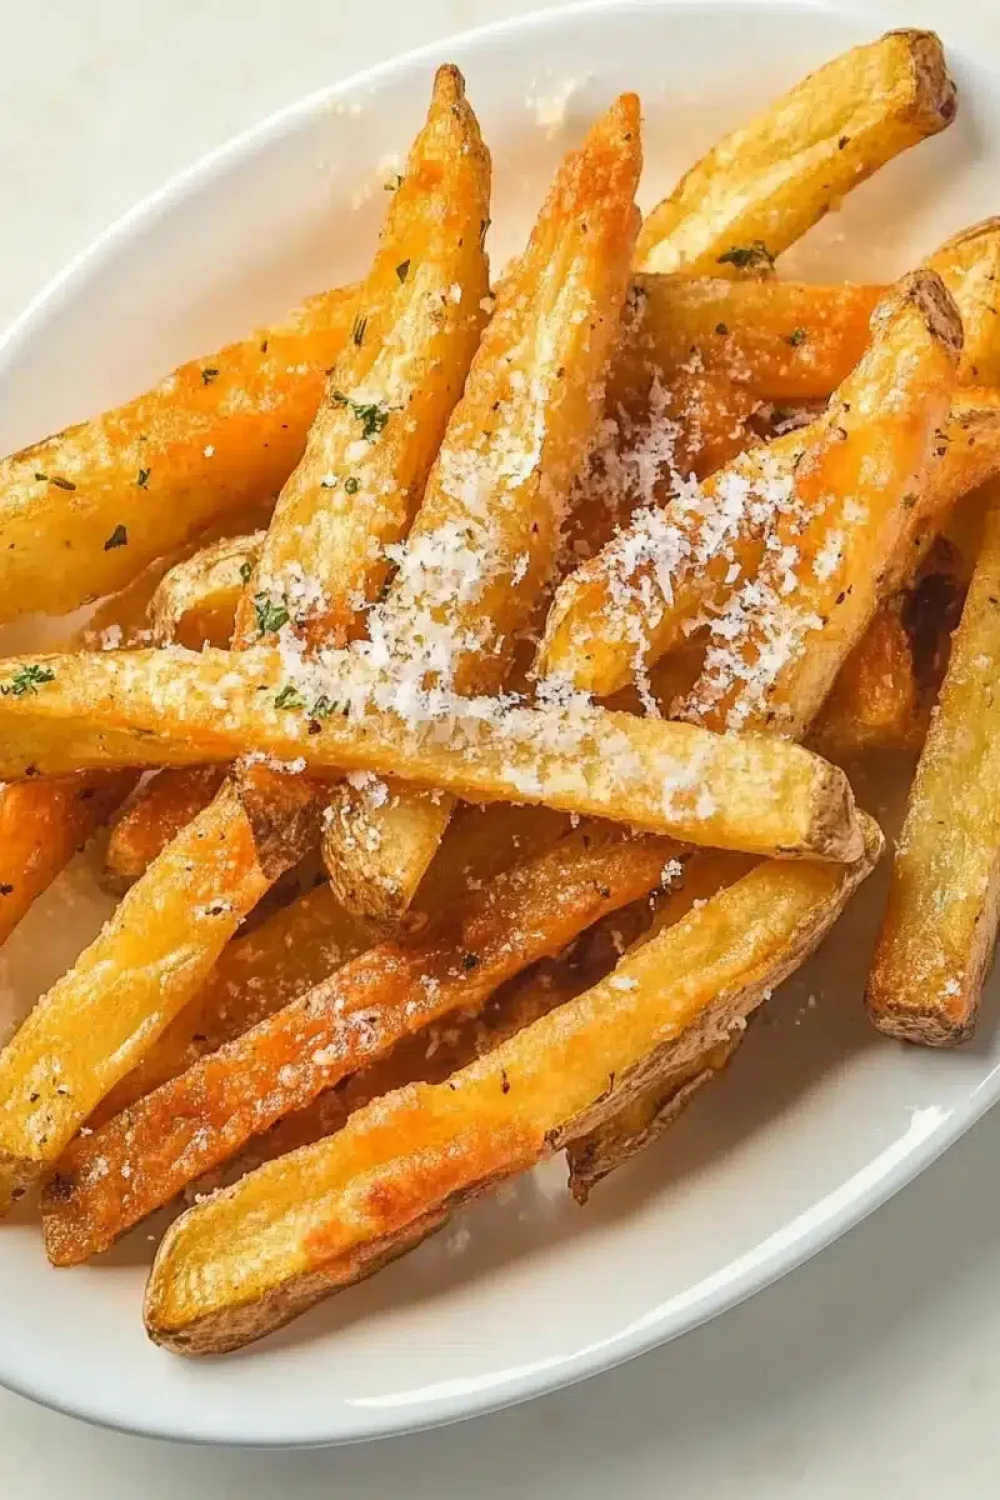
xmin=1 ymin=29 xmax=998 ymax=1355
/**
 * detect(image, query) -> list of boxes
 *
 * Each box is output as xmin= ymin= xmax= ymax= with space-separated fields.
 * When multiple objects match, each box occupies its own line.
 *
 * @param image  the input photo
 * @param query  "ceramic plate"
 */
xmin=1 ymin=0 xmax=998 ymax=1448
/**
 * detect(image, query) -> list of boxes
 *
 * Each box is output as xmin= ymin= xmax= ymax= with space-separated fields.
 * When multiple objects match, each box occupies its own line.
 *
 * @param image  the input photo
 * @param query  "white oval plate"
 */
xmin=1 ymin=0 xmax=999 ymax=1450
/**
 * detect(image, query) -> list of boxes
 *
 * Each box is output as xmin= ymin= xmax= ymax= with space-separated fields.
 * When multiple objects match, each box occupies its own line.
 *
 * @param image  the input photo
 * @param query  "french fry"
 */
xmin=926 ymin=217 xmax=1000 ymax=385
xmin=234 ymin=68 xmax=490 ymax=653
xmin=635 ymin=30 xmax=955 ymax=274
xmin=538 ymin=272 xmax=962 ymax=700
xmin=150 ymin=532 xmax=263 ymax=650
xmin=322 ymin=94 xmax=642 ymax=920
xmin=0 ymin=777 xmax=321 ymax=1208
xmin=680 ymin=272 xmax=961 ymax=733
xmin=142 ymin=817 xmax=881 ymax=1354
xmin=612 ymin=277 xmax=880 ymax=405
xmin=43 ymin=824 xmax=676 ymax=1264
xmin=0 ymin=286 xmax=357 ymax=622
xmin=0 ymin=773 xmax=135 ymax=947
xmin=0 ymin=645 xmax=864 ymax=862
xmin=103 ymin=766 xmax=229 ymax=890
xmin=866 ymin=484 xmax=1000 ymax=1043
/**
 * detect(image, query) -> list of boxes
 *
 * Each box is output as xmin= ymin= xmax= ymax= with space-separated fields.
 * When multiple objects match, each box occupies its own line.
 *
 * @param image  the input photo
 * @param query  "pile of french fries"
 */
xmin=1 ymin=30 xmax=997 ymax=1354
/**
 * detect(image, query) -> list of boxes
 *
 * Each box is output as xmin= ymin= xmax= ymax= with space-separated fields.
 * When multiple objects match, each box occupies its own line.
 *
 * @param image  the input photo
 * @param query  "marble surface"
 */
xmin=2 ymin=0 xmax=1000 ymax=1492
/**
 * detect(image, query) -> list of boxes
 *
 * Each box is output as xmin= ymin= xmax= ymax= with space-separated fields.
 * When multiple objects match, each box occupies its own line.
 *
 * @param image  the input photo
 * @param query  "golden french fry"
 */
xmin=322 ymin=94 xmax=642 ymax=920
xmin=926 ymin=217 xmax=1000 ymax=384
xmin=680 ymin=272 xmax=960 ymax=734
xmin=539 ymin=272 xmax=962 ymax=700
xmin=150 ymin=532 xmax=263 ymax=650
xmin=103 ymin=766 xmax=229 ymax=890
xmin=866 ymin=484 xmax=1000 ymax=1043
xmin=636 ymin=29 xmax=955 ymax=274
xmin=0 ymin=644 xmax=864 ymax=862
xmin=43 ymin=824 xmax=674 ymax=1264
xmin=0 ymin=778 xmax=319 ymax=1208
xmin=0 ymin=287 xmax=357 ymax=622
xmin=612 ymin=277 xmax=880 ymax=405
xmin=143 ymin=817 xmax=880 ymax=1354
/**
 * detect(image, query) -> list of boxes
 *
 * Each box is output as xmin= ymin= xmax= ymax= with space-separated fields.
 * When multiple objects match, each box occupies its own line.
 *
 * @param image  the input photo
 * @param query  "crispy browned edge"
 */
xmin=896 ymin=28 xmax=957 ymax=130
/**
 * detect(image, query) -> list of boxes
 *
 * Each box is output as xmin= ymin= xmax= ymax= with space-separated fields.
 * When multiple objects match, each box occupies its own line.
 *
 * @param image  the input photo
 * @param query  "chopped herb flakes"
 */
xmin=0 ymin=883 xmax=12 ymax=896
xmin=331 ymin=390 xmax=392 ymax=441
xmin=715 ymin=322 xmax=729 ymax=336
xmin=48 ymin=476 xmax=76 ymax=491
xmin=480 ymin=216 xmax=491 ymax=247
xmin=396 ymin=259 xmax=410 ymax=283
xmin=104 ymin=524 xmax=128 ymax=551
xmin=786 ymin=327 xmax=806 ymax=347
xmin=239 ymin=561 xmax=254 ymax=585
xmin=384 ymin=172 xmax=403 ymax=192
xmin=345 ymin=476 xmax=360 ymax=495
xmin=137 ymin=467 xmax=151 ymax=489
xmin=274 ymin=684 xmax=305 ymax=710
xmin=717 ymin=240 xmax=775 ymax=270
xmin=1 ymin=664 xmax=55 ymax=697
xmin=253 ymin=595 xmax=290 ymax=635
xmin=352 ymin=315 xmax=368 ymax=347
xmin=201 ymin=367 xmax=220 ymax=385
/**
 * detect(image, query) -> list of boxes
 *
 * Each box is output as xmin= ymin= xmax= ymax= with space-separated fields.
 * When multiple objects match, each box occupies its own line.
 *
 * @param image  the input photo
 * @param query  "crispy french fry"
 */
xmin=612 ymin=277 xmax=880 ymax=405
xmin=142 ymin=816 xmax=880 ymax=1354
xmin=0 ymin=774 xmax=135 ymax=947
xmin=681 ymin=272 xmax=961 ymax=733
xmin=538 ymin=272 xmax=962 ymax=700
xmin=43 ymin=824 xmax=675 ymax=1264
xmin=103 ymin=766 xmax=229 ymax=890
xmin=0 ymin=645 xmax=864 ymax=862
xmin=927 ymin=217 xmax=1000 ymax=384
xmin=322 ymin=95 xmax=642 ymax=920
xmin=235 ymin=68 xmax=490 ymax=653
xmin=636 ymin=30 xmax=955 ymax=274
xmin=866 ymin=485 xmax=1000 ymax=1043
xmin=0 ymin=778 xmax=320 ymax=1208
xmin=0 ymin=287 xmax=357 ymax=622
xmin=150 ymin=532 xmax=263 ymax=650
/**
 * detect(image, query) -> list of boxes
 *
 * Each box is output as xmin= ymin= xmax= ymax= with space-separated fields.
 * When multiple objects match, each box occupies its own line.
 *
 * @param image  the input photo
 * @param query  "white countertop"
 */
xmin=3 ymin=0 xmax=1000 ymax=1492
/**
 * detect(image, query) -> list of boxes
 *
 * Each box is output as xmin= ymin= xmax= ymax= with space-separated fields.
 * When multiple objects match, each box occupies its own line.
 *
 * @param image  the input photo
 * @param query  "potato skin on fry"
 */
xmin=142 ymin=819 xmax=880 ymax=1355
xmin=636 ymin=29 xmax=955 ymax=274
xmin=866 ymin=486 xmax=1000 ymax=1044
xmin=150 ymin=531 xmax=263 ymax=650
xmin=0 ymin=286 xmax=357 ymax=622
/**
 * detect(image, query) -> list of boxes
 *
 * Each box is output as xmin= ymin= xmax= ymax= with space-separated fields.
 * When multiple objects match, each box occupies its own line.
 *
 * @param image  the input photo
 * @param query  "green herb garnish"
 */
xmin=48 ymin=476 xmax=76 ymax=491
xmin=239 ymin=561 xmax=254 ymax=585
xmin=274 ymin=683 xmax=305 ymax=710
xmin=104 ymin=524 xmax=128 ymax=551
xmin=137 ymin=467 xmax=151 ymax=488
xmin=352 ymin=315 xmax=368 ymax=348
xmin=201 ymin=367 xmax=219 ymax=385
xmin=331 ymin=390 xmax=392 ymax=441
xmin=786 ymin=327 xmax=806 ymax=347
xmin=384 ymin=172 xmax=403 ymax=192
xmin=1 ymin=664 xmax=55 ymax=697
xmin=717 ymin=240 xmax=775 ymax=271
xmin=344 ymin=476 xmax=359 ymax=495
xmin=253 ymin=595 xmax=290 ymax=635
xmin=715 ymin=322 xmax=729 ymax=336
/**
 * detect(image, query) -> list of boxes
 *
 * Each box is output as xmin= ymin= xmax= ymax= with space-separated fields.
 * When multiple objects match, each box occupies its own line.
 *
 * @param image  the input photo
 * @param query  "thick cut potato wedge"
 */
xmin=0 ymin=645 xmax=863 ymax=862
xmin=0 ymin=773 xmax=135 ymax=947
xmin=143 ymin=817 xmax=880 ymax=1354
xmin=538 ymin=271 xmax=962 ymax=700
xmin=103 ymin=766 xmax=230 ymax=890
xmin=635 ymin=30 xmax=955 ymax=274
xmin=0 ymin=778 xmax=318 ymax=1209
xmin=234 ymin=67 xmax=490 ymax=653
xmin=926 ymin=217 xmax=1000 ymax=384
xmin=866 ymin=485 xmax=1000 ymax=1044
xmin=0 ymin=286 xmax=357 ymax=622
xmin=43 ymin=825 xmax=674 ymax=1263
xmin=613 ymin=277 xmax=880 ymax=405
xmin=681 ymin=272 xmax=961 ymax=734
xmin=322 ymin=95 xmax=642 ymax=920
xmin=151 ymin=532 xmax=263 ymax=650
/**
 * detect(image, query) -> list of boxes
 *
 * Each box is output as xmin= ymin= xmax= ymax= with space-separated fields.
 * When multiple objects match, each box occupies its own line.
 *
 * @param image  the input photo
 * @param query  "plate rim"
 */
xmin=1 ymin=0 xmax=998 ymax=1448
